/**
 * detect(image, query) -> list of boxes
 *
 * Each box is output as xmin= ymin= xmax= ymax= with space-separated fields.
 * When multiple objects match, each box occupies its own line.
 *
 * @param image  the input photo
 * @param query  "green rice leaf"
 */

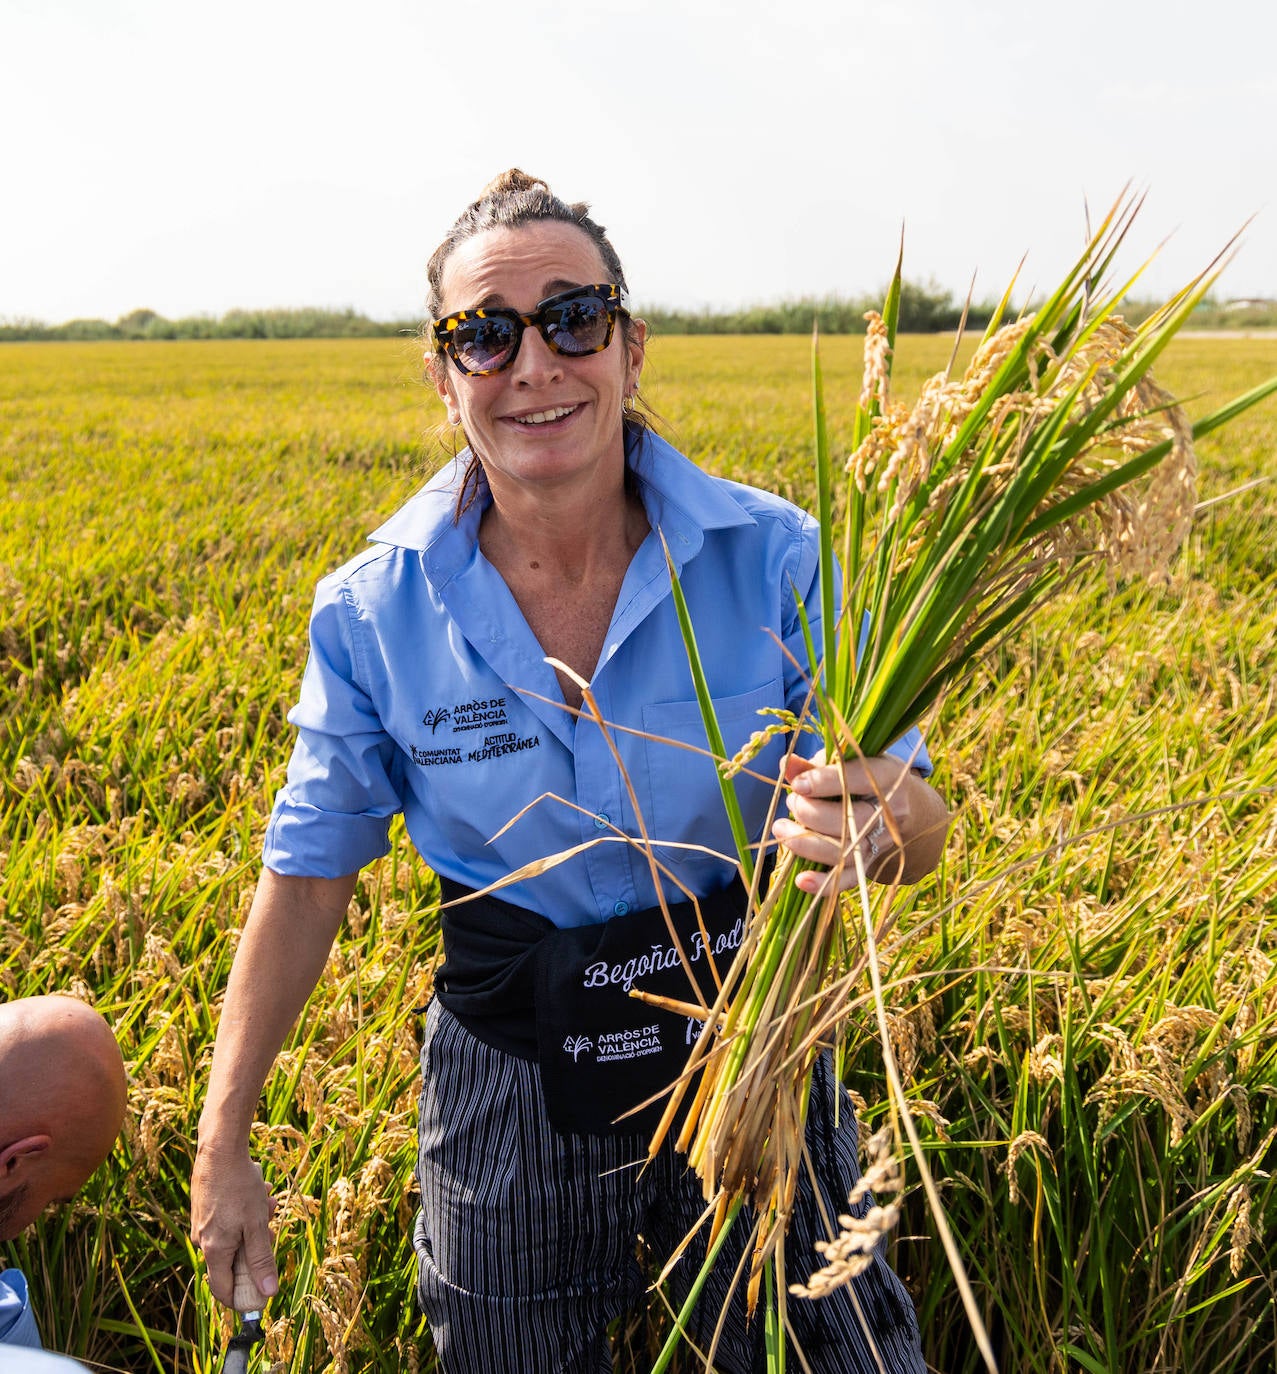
xmin=661 ymin=531 xmax=754 ymax=882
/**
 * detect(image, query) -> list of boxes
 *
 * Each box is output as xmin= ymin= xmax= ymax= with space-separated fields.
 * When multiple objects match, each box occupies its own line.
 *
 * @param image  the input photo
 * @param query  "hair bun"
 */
xmin=425 ymin=168 xmax=629 ymax=322
xmin=477 ymin=168 xmax=551 ymax=201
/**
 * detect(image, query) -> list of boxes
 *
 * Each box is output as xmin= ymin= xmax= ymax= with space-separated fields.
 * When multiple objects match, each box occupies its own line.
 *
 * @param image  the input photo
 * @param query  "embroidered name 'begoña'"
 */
xmin=467 ymin=731 xmax=541 ymax=763
xmin=582 ymin=919 xmax=745 ymax=994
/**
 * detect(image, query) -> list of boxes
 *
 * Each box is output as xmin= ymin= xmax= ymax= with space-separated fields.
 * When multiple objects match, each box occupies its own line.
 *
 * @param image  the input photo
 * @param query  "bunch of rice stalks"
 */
xmin=647 ymin=191 xmax=1277 ymax=1366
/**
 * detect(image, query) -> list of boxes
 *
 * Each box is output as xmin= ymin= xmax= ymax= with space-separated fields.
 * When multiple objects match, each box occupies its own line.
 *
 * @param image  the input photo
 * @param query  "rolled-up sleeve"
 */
xmin=262 ymin=577 xmax=402 ymax=878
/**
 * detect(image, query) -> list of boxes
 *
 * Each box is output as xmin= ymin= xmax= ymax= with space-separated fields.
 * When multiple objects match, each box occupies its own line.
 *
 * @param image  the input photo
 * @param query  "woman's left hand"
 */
xmin=771 ymin=750 xmax=950 ymax=894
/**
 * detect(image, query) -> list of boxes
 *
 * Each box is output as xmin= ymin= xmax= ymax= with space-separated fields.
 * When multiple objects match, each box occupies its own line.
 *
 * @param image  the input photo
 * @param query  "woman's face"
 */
xmin=433 ymin=220 xmax=645 ymax=503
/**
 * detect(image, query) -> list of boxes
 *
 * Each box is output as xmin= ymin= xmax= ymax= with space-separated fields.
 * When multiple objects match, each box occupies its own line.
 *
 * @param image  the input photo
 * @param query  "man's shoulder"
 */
xmin=0 ymin=1268 xmax=42 ymax=1349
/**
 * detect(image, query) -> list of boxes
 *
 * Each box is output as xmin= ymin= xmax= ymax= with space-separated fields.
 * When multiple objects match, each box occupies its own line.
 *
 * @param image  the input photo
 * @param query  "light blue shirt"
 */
xmin=263 ymin=430 xmax=930 ymax=926
xmin=0 ymin=1267 xmax=41 ymax=1348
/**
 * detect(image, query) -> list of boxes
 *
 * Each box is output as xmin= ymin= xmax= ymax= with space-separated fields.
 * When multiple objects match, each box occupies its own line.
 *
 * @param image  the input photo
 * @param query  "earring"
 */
xmin=623 ymin=391 xmax=637 ymax=414
xmin=448 ymin=410 xmax=460 ymax=425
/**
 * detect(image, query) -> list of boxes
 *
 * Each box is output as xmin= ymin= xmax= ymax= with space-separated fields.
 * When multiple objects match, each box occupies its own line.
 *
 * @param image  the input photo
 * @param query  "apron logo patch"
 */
xmin=561 ymin=1026 xmax=663 ymax=1064
xmin=597 ymin=1025 xmax=663 ymax=1063
xmin=531 ymin=882 xmax=752 ymax=1136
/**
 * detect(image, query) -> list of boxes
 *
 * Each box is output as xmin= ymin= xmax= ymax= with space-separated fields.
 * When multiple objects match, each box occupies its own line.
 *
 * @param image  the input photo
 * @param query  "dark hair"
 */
xmin=423 ymin=170 xmax=653 ymax=517
xmin=425 ymin=168 xmax=629 ymax=322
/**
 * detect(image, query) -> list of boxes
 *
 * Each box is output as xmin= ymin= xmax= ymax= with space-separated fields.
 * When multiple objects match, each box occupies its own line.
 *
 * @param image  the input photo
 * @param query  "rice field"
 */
xmin=2 ymin=332 xmax=1275 ymax=1373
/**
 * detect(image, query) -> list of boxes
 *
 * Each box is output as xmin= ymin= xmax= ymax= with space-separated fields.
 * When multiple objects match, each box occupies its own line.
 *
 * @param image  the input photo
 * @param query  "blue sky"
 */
xmin=2 ymin=0 xmax=1273 ymax=324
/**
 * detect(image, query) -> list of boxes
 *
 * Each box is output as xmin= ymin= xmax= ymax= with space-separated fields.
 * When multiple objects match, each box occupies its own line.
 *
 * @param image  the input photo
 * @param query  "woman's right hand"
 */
xmin=189 ymin=869 xmax=356 ymax=1308
xmin=190 ymin=1139 xmax=279 ymax=1309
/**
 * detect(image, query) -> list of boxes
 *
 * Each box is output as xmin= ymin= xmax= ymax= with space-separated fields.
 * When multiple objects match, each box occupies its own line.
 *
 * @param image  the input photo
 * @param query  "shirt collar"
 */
xmin=367 ymin=429 xmax=756 ymax=582
xmin=367 ymin=456 xmax=484 ymax=587
xmin=627 ymin=428 xmax=758 ymax=539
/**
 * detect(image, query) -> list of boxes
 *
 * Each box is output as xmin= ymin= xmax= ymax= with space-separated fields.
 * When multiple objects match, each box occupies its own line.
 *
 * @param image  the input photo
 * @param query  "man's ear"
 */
xmin=0 ymin=1135 xmax=52 ymax=1181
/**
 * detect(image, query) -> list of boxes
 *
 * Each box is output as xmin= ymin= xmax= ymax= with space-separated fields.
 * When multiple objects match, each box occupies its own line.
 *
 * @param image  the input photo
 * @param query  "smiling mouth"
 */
xmin=510 ymin=404 xmax=579 ymax=426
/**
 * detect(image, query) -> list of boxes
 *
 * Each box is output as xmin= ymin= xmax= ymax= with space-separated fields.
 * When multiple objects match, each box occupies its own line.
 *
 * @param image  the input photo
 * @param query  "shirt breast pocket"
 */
xmin=641 ymin=678 xmax=786 ymax=870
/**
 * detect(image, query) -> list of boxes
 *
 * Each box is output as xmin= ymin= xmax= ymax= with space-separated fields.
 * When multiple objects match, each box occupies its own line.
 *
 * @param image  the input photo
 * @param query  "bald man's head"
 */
xmin=0 ymin=995 xmax=127 ymax=1240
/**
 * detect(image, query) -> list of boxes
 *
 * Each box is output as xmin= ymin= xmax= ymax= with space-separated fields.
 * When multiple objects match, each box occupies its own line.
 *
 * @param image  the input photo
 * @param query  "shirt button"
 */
xmin=612 ymin=900 xmax=629 ymax=917
xmin=593 ymin=812 xmax=610 ymax=829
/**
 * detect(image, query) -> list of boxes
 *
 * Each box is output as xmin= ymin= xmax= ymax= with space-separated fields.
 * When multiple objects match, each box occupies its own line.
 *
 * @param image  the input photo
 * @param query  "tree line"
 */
xmin=3 ymin=284 xmax=1274 ymax=342
xmin=0 ymin=306 xmax=413 ymax=343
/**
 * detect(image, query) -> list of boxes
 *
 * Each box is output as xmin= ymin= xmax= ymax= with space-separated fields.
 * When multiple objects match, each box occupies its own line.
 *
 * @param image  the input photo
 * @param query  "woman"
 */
xmin=191 ymin=170 xmax=949 ymax=1373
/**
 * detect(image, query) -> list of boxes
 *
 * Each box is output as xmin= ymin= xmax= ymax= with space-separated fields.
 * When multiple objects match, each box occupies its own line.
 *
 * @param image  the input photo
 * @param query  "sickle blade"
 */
xmin=220 ymin=1317 xmax=263 ymax=1374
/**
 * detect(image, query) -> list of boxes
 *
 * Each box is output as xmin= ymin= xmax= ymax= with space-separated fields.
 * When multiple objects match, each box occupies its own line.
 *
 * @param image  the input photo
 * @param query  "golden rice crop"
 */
xmin=1 ymin=331 xmax=1275 ymax=1372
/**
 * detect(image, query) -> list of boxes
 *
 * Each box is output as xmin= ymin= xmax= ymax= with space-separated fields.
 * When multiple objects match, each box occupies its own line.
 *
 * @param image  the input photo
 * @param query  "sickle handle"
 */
xmin=232 ymin=1248 xmax=271 ymax=1314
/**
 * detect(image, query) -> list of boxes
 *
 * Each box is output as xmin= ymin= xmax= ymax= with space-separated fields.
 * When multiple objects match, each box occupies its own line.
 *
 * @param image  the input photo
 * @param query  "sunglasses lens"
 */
xmin=544 ymin=293 xmax=612 ymax=355
xmin=452 ymin=315 xmax=519 ymax=373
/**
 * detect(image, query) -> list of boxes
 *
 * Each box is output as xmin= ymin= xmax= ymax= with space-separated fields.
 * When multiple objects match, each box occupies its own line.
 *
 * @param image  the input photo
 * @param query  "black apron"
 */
xmin=434 ymin=876 xmax=751 ymax=1136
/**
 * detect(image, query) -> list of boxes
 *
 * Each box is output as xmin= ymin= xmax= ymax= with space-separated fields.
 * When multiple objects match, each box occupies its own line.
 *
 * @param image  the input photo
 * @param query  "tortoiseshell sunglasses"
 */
xmin=432 ymin=283 xmax=628 ymax=376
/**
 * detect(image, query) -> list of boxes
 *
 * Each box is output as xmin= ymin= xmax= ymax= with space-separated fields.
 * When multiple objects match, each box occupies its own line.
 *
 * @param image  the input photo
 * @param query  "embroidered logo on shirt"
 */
xmin=411 ymin=697 xmax=537 ymax=765
xmin=409 ymin=744 xmax=463 ymax=766
xmin=466 ymin=731 xmax=540 ymax=762
xmin=449 ymin=697 xmax=510 ymax=733
xmin=421 ymin=696 xmax=511 ymax=736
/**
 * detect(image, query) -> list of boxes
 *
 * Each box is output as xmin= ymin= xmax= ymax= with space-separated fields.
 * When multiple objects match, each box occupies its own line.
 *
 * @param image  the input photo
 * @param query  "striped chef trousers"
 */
xmin=414 ymin=1000 xmax=926 ymax=1374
